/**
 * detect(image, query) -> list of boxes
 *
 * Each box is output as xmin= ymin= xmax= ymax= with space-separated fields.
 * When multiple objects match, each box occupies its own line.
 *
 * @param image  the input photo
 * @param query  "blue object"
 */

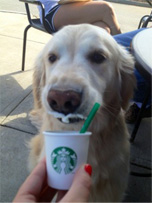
xmin=113 ymin=29 xmax=151 ymax=105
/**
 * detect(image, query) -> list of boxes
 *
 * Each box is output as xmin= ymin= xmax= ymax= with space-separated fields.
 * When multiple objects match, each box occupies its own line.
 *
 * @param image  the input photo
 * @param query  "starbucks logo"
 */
xmin=51 ymin=147 xmax=77 ymax=174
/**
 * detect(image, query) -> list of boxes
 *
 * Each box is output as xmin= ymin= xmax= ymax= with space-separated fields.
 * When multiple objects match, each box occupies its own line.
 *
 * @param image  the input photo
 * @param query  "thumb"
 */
xmin=60 ymin=164 xmax=92 ymax=202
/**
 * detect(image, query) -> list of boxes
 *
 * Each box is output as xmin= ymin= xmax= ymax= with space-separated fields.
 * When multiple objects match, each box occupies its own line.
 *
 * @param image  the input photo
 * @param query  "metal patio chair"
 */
xmin=138 ymin=0 xmax=152 ymax=29
xmin=138 ymin=11 xmax=152 ymax=29
xmin=19 ymin=0 xmax=53 ymax=71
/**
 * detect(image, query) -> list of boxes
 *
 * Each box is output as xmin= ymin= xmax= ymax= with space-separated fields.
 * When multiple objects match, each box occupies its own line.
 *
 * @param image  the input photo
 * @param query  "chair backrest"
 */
xmin=138 ymin=10 xmax=152 ymax=29
xmin=19 ymin=0 xmax=53 ymax=71
xmin=20 ymin=0 xmax=53 ymax=34
xmin=25 ymin=3 xmax=48 ymax=32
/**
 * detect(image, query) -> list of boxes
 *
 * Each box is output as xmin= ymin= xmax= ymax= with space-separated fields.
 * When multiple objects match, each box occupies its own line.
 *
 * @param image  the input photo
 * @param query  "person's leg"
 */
xmin=92 ymin=21 xmax=110 ymax=33
xmin=113 ymin=28 xmax=145 ymax=49
xmin=53 ymin=1 xmax=121 ymax=35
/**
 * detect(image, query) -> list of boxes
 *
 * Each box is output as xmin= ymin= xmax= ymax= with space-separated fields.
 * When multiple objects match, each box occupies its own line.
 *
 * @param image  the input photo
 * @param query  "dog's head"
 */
xmin=35 ymin=24 xmax=135 ymax=127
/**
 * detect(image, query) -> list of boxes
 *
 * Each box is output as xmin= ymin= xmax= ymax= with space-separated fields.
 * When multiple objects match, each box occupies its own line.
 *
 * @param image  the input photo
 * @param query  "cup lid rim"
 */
xmin=43 ymin=131 xmax=92 ymax=136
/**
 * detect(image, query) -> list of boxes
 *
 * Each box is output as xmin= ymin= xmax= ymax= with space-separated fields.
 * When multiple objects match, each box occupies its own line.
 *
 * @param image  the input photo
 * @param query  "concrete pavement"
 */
xmin=0 ymin=10 xmax=51 ymax=203
xmin=0 ymin=2 xmax=151 ymax=202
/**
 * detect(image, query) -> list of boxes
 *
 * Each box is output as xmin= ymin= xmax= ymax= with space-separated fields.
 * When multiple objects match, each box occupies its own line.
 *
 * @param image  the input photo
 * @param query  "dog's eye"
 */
xmin=88 ymin=51 xmax=106 ymax=64
xmin=48 ymin=54 xmax=57 ymax=63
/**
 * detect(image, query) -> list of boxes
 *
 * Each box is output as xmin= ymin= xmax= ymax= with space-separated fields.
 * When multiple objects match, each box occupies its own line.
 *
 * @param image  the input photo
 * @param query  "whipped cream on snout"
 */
xmin=48 ymin=111 xmax=87 ymax=124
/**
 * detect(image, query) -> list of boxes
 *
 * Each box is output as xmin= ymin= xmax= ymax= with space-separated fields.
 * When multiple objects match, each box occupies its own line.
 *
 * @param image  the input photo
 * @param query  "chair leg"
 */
xmin=130 ymin=86 xmax=151 ymax=143
xmin=22 ymin=24 xmax=31 ymax=71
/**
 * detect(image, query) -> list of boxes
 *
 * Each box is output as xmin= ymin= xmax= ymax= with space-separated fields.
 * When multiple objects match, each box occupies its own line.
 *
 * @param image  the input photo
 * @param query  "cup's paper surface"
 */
xmin=44 ymin=131 xmax=91 ymax=190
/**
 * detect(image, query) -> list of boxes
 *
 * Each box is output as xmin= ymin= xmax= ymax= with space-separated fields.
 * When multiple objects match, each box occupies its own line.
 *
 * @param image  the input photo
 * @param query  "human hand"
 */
xmin=13 ymin=158 xmax=92 ymax=202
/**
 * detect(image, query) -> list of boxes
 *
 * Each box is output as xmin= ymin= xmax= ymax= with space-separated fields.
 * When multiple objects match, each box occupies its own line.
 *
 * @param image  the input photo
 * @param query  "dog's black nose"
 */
xmin=47 ymin=90 xmax=82 ymax=115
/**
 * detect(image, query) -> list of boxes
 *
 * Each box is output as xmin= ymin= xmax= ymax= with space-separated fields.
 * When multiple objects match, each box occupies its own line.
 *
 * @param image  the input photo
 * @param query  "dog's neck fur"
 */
xmin=39 ymin=108 xmax=129 ymax=202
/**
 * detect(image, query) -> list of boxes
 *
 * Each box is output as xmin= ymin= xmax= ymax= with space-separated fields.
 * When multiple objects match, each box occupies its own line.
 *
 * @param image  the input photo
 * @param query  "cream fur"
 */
xmin=29 ymin=24 xmax=135 ymax=202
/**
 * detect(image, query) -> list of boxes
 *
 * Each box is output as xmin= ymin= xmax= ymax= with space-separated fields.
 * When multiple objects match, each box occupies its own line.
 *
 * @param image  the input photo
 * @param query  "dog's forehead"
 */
xmin=53 ymin=24 xmax=116 ymax=47
xmin=45 ymin=24 xmax=119 ymax=58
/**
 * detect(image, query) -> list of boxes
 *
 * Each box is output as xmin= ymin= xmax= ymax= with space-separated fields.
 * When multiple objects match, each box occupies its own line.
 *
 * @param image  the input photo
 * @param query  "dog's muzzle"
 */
xmin=47 ymin=89 xmax=86 ymax=123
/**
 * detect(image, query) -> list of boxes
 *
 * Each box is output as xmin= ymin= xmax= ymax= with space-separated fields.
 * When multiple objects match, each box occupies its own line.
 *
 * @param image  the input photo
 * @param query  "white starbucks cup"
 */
xmin=43 ymin=131 xmax=91 ymax=190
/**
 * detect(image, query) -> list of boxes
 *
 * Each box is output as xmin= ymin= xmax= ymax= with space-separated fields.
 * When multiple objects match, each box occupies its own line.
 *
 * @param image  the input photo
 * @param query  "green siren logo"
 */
xmin=51 ymin=147 xmax=77 ymax=174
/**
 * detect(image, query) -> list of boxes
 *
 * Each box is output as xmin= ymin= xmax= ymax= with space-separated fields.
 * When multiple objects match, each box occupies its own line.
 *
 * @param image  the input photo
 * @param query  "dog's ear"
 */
xmin=34 ymin=51 xmax=46 ymax=87
xmin=33 ymin=51 xmax=46 ymax=109
xmin=118 ymin=46 xmax=136 ymax=110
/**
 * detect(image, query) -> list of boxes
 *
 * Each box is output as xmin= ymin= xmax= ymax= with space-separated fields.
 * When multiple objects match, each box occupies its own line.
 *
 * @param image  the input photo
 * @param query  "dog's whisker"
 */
xmin=48 ymin=111 xmax=87 ymax=124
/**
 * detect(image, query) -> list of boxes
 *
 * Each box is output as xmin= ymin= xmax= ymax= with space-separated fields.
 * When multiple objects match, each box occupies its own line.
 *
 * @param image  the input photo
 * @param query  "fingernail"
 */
xmin=84 ymin=164 xmax=92 ymax=176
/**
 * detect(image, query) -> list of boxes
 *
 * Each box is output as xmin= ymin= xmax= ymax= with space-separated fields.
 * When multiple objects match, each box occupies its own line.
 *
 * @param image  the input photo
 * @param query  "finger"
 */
xmin=22 ymin=158 xmax=47 ymax=195
xmin=60 ymin=164 xmax=92 ymax=202
xmin=13 ymin=158 xmax=47 ymax=202
xmin=39 ymin=186 xmax=57 ymax=202
xmin=56 ymin=190 xmax=67 ymax=202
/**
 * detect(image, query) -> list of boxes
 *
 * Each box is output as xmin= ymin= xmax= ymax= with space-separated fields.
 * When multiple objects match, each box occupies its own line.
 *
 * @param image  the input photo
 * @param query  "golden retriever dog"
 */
xmin=29 ymin=24 xmax=135 ymax=202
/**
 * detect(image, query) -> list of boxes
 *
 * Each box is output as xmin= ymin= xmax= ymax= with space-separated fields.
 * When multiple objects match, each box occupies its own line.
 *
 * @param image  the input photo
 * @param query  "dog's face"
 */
xmin=37 ymin=24 xmax=135 ymax=126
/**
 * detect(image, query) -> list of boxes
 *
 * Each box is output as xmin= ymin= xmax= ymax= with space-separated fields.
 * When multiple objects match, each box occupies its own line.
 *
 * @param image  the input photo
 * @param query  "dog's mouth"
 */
xmin=48 ymin=111 xmax=87 ymax=124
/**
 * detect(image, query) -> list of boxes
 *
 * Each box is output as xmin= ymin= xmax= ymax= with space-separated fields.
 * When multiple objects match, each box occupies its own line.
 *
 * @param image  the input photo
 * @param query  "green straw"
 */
xmin=80 ymin=103 xmax=100 ymax=133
